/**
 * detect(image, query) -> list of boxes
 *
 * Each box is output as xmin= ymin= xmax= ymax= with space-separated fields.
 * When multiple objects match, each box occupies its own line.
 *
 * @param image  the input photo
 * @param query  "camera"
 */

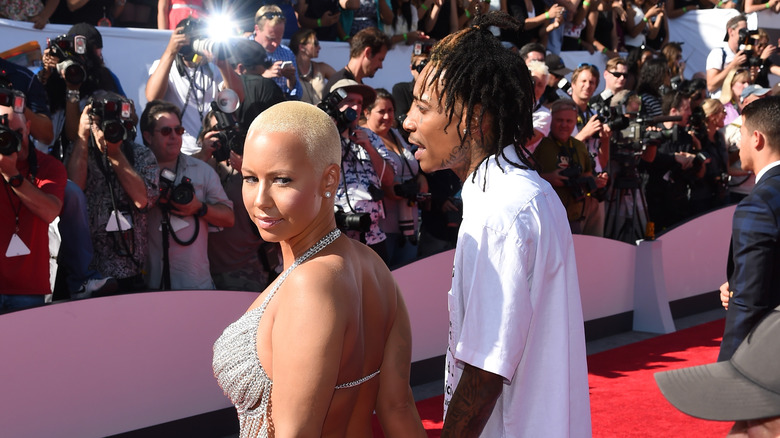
xmin=393 ymin=178 xmax=420 ymax=202
xmin=318 ymin=88 xmax=357 ymax=133
xmin=178 ymin=18 xmax=230 ymax=61
xmin=738 ymin=28 xmax=761 ymax=67
xmin=209 ymin=89 xmax=244 ymax=162
xmin=559 ymin=163 xmax=597 ymax=202
xmin=89 ymin=95 xmax=134 ymax=144
xmin=158 ymin=168 xmax=195 ymax=208
xmin=334 ymin=205 xmax=371 ymax=233
xmin=47 ymin=34 xmax=88 ymax=85
xmin=0 ymin=84 xmax=25 ymax=156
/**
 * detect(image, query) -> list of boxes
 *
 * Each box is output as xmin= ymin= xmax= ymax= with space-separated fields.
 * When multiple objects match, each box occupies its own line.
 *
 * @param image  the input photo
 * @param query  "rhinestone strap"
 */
xmin=257 ymin=228 xmax=342 ymax=316
xmin=334 ymin=369 xmax=381 ymax=389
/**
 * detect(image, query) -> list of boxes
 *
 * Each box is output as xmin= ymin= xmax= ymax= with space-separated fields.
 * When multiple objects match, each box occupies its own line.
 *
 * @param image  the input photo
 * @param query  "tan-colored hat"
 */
xmin=329 ymin=79 xmax=376 ymax=108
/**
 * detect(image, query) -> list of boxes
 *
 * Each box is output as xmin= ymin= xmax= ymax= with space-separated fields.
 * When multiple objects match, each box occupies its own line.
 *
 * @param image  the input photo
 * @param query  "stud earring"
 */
xmin=324 ymin=191 xmax=332 ymax=198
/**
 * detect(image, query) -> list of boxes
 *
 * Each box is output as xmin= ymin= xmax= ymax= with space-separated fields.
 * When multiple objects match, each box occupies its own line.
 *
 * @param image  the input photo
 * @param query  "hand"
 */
xmin=761 ymin=43 xmax=777 ymax=60
xmin=548 ymin=3 xmax=565 ymax=20
xmin=78 ymin=104 xmax=93 ymax=141
xmin=321 ymin=10 xmax=341 ymax=26
xmin=41 ymin=48 xmax=58 ymax=72
xmin=719 ymin=281 xmax=730 ymax=310
xmin=264 ymin=60 xmax=285 ymax=79
xmin=580 ymin=115 xmax=603 ymax=139
xmin=167 ymin=26 xmax=190 ymax=57
xmin=201 ymin=129 xmax=219 ymax=152
xmin=0 ymin=150 xmax=19 ymax=181
xmin=544 ymin=168 xmax=570 ymax=187
xmin=407 ymin=30 xmax=430 ymax=43
xmin=31 ymin=10 xmax=51 ymax=29
xmin=441 ymin=198 xmax=459 ymax=212
xmin=280 ymin=61 xmax=296 ymax=80
xmin=170 ymin=196 xmax=203 ymax=217
xmin=731 ymin=51 xmax=748 ymax=71
xmin=674 ymin=152 xmax=695 ymax=169
xmin=350 ymin=129 xmax=371 ymax=148
xmin=595 ymin=172 xmax=609 ymax=188
xmin=228 ymin=151 xmax=243 ymax=174
xmin=646 ymin=4 xmax=662 ymax=17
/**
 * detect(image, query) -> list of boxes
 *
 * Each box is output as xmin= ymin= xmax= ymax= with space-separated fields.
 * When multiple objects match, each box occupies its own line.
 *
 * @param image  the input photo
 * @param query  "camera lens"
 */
xmin=102 ymin=120 xmax=126 ymax=143
xmin=0 ymin=128 xmax=20 ymax=156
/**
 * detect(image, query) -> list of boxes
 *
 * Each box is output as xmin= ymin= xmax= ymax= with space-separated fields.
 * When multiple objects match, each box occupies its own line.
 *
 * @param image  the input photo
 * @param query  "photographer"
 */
xmin=639 ymin=90 xmax=704 ymax=231
xmin=140 ymin=100 xmax=234 ymax=290
xmin=0 ymin=92 xmax=67 ymax=312
xmin=534 ymin=99 xmax=607 ymax=236
xmin=323 ymin=80 xmax=396 ymax=262
xmin=691 ymin=98 xmax=731 ymax=215
xmin=65 ymin=91 xmax=159 ymax=293
xmin=227 ymin=39 xmax=285 ymax=135
xmin=706 ymin=14 xmax=748 ymax=97
xmin=195 ymin=109 xmax=276 ymax=291
xmin=145 ymin=17 xmax=245 ymax=156
xmin=36 ymin=23 xmax=125 ymax=157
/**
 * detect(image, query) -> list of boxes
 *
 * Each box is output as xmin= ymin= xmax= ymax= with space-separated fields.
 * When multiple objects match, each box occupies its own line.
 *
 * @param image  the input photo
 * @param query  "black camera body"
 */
xmin=318 ymin=88 xmax=357 ymax=133
xmin=394 ymin=178 xmax=421 ymax=202
xmin=47 ymin=34 xmax=88 ymax=85
xmin=560 ymin=163 xmax=596 ymax=202
xmin=89 ymin=95 xmax=134 ymax=144
xmin=178 ymin=18 xmax=230 ymax=61
xmin=158 ymin=168 xmax=195 ymax=208
xmin=210 ymin=100 xmax=245 ymax=162
xmin=334 ymin=205 xmax=371 ymax=233
xmin=738 ymin=28 xmax=760 ymax=64
xmin=0 ymin=114 xmax=22 ymax=156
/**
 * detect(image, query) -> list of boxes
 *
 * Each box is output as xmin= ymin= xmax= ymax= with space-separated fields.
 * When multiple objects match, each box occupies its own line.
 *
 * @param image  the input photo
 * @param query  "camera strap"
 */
xmin=176 ymin=55 xmax=211 ymax=122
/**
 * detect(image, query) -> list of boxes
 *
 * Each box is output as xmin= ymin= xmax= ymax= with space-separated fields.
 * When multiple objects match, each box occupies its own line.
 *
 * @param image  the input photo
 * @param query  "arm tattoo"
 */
xmin=441 ymin=363 xmax=504 ymax=437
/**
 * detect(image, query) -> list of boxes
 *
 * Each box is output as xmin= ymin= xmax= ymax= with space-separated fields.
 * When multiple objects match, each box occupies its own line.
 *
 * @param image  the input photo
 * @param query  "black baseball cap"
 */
xmin=545 ymin=53 xmax=572 ymax=77
xmin=67 ymin=22 xmax=102 ymax=49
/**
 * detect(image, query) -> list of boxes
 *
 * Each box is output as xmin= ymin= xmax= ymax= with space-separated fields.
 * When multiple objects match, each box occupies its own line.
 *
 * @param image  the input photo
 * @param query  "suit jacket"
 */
xmin=718 ymin=164 xmax=780 ymax=361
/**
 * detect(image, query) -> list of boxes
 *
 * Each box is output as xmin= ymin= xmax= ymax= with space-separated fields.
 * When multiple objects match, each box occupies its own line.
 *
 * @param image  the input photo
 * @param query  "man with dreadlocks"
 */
xmin=403 ymin=11 xmax=591 ymax=437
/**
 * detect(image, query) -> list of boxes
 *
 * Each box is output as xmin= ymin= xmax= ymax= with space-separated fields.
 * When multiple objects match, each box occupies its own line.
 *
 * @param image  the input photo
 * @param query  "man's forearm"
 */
xmin=441 ymin=363 xmax=503 ymax=438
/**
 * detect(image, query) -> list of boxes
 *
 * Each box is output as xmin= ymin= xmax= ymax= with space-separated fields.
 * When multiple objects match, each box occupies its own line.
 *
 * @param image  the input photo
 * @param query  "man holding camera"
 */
xmin=0 ymin=93 xmax=67 ymax=312
xmin=140 ymin=100 xmax=234 ymax=290
xmin=65 ymin=92 xmax=159 ymax=293
xmin=324 ymin=80 xmax=395 ymax=262
xmin=534 ymin=99 xmax=605 ymax=236
xmin=640 ymin=90 xmax=705 ymax=231
xmin=146 ymin=17 xmax=245 ymax=156
xmin=253 ymin=5 xmax=302 ymax=100
xmin=228 ymin=39 xmax=286 ymax=134
xmin=706 ymin=14 xmax=748 ymax=97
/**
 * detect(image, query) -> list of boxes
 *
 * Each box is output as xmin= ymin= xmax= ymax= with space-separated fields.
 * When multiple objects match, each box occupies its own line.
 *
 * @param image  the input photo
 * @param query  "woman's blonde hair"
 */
xmin=702 ymin=98 xmax=724 ymax=118
xmin=720 ymin=68 xmax=750 ymax=105
xmin=247 ymin=101 xmax=341 ymax=174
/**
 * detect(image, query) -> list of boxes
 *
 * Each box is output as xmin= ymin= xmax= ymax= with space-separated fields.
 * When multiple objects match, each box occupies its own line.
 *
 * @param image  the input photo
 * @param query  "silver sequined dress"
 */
xmin=212 ymin=229 xmax=379 ymax=438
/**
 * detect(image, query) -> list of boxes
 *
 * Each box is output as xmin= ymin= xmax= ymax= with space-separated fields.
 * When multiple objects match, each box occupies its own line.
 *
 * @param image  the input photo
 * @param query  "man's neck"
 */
xmin=345 ymin=59 xmax=363 ymax=83
xmin=573 ymin=97 xmax=588 ymax=111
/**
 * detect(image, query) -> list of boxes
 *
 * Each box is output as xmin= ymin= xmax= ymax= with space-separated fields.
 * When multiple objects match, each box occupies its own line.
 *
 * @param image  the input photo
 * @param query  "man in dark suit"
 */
xmin=718 ymin=95 xmax=780 ymax=361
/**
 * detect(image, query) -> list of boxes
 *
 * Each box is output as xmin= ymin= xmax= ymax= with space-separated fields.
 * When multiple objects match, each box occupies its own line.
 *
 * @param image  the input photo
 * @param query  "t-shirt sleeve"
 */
xmin=35 ymin=152 xmax=67 ymax=202
xmin=705 ymin=48 xmax=725 ymax=71
xmin=453 ymin=217 xmax=534 ymax=382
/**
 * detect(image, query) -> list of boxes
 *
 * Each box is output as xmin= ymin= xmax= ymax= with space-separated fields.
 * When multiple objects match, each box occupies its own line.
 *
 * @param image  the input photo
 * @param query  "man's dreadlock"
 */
xmin=420 ymin=11 xmax=536 ymax=176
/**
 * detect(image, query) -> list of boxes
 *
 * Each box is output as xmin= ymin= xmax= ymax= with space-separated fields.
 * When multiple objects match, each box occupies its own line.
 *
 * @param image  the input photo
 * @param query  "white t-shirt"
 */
xmin=705 ymin=46 xmax=735 ymax=100
xmin=444 ymin=145 xmax=592 ymax=437
xmin=148 ymin=59 xmax=224 ymax=155
xmin=623 ymin=4 xmax=646 ymax=48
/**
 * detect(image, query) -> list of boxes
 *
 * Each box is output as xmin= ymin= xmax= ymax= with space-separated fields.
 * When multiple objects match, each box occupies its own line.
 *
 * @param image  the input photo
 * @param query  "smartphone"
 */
xmin=280 ymin=60 xmax=292 ymax=69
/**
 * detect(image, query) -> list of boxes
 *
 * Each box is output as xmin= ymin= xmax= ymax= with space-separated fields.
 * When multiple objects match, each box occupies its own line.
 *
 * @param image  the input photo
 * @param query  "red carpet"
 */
xmin=374 ymin=318 xmax=733 ymax=437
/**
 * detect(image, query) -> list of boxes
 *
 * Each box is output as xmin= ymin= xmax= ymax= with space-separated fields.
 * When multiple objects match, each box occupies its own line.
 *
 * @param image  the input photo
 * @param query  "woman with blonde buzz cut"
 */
xmin=212 ymin=101 xmax=426 ymax=438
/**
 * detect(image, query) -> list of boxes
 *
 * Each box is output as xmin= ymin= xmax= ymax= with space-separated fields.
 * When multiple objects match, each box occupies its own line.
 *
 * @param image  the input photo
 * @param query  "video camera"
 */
xmin=0 ymin=79 xmax=26 ymax=156
xmin=318 ymin=88 xmax=357 ymax=133
xmin=178 ymin=18 xmax=231 ymax=62
xmin=334 ymin=205 xmax=371 ymax=233
xmin=89 ymin=95 xmax=135 ymax=144
xmin=209 ymin=89 xmax=244 ymax=162
xmin=158 ymin=168 xmax=195 ymax=208
xmin=47 ymin=34 xmax=88 ymax=85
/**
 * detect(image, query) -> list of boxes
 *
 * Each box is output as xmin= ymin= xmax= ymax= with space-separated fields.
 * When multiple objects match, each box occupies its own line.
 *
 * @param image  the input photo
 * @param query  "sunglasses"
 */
xmin=607 ymin=70 xmax=626 ymax=78
xmin=155 ymin=125 xmax=185 ymax=136
xmin=577 ymin=62 xmax=599 ymax=73
xmin=260 ymin=12 xmax=285 ymax=20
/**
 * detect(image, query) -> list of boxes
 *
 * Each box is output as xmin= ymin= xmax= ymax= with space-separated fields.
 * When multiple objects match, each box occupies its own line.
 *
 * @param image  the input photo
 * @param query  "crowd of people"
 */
xmin=1 ymin=0 xmax=779 ymax=302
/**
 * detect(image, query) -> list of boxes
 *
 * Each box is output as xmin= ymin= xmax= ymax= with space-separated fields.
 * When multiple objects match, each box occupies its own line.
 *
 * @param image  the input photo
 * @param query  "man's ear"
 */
xmin=142 ymin=130 xmax=152 ymax=146
xmin=754 ymin=129 xmax=767 ymax=151
xmin=363 ymin=46 xmax=373 ymax=60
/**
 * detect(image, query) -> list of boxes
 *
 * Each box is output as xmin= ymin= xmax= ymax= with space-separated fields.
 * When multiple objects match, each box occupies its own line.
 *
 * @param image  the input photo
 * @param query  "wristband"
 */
xmin=601 ymin=47 xmax=608 ymax=54
xmin=642 ymin=16 xmax=648 ymax=22
xmin=465 ymin=9 xmax=471 ymax=18
xmin=767 ymin=2 xmax=772 ymax=8
xmin=196 ymin=202 xmax=209 ymax=218
xmin=66 ymin=89 xmax=80 ymax=103
xmin=421 ymin=3 xmax=429 ymax=10
xmin=583 ymin=0 xmax=590 ymax=6
xmin=682 ymin=6 xmax=687 ymax=12
xmin=716 ymin=0 xmax=724 ymax=6
xmin=317 ymin=18 xmax=322 ymax=27
xmin=403 ymin=33 xmax=408 ymax=41
xmin=545 ymin=11 xmax=551 ymax=19
xmin=7 ymin=173 xmax=24 ymax=188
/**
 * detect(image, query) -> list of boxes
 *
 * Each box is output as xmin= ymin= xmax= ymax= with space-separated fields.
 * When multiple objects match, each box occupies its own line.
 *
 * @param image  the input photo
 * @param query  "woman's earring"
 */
xmin=324 ymin=191 xmax=332 ymax=198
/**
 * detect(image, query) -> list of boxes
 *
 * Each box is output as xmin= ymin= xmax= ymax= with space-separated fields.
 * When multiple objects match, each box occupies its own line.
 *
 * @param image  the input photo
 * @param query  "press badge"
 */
xmin=106 ymin=210 xmax=133 ymax=232
xmin=159 ymin=215 xmax=190 ymax=232
xmin=5 ymin=233 xmax=30 ymax=257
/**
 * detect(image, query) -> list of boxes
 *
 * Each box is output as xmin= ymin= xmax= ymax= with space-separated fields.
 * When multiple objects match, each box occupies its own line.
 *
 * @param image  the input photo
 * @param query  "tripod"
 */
xmin=604 ymin=163 xmax=650 ymax=244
